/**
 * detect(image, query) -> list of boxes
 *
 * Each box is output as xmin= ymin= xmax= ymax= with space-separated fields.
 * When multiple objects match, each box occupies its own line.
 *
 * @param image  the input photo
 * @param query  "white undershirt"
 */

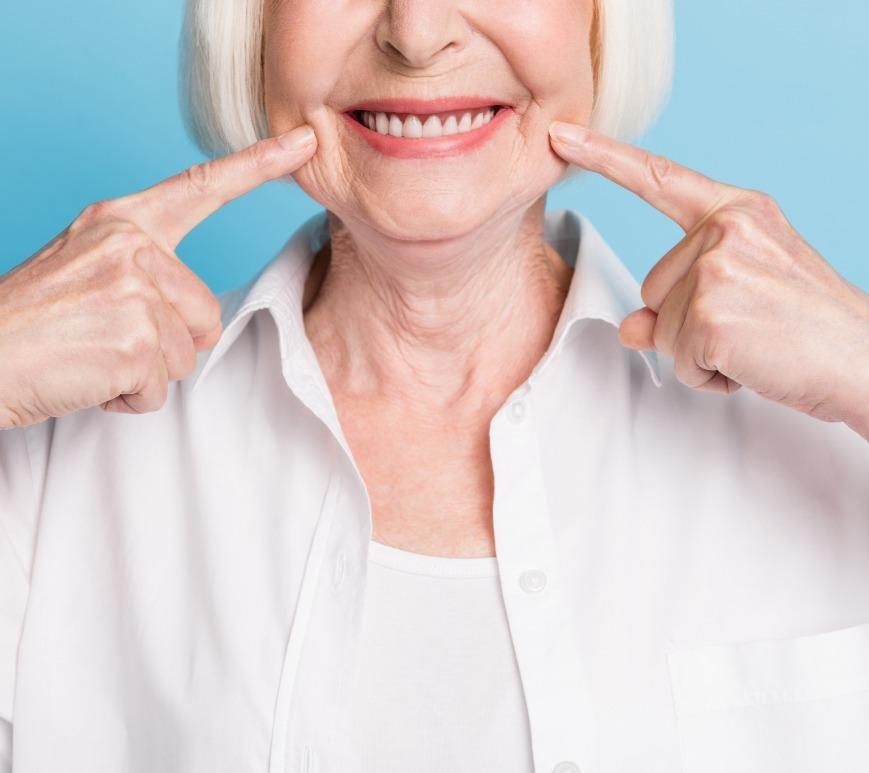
xmin=330 ymin=539 xmax=535 ymax=772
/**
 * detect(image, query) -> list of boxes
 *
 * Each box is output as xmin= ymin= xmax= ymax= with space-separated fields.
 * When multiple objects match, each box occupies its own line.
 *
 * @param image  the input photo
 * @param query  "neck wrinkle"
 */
xmin=302 ymin=197 xmax=574 ymax=411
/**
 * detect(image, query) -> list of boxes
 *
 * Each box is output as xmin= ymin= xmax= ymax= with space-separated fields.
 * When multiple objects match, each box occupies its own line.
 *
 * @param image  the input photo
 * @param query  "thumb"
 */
xmin=618 ymin=307 xmax=657 ymax=350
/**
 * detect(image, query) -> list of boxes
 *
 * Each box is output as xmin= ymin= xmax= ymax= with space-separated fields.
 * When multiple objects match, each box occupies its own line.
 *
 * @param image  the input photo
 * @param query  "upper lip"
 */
xmin=343 ymin=96 xmax=509 ymax=116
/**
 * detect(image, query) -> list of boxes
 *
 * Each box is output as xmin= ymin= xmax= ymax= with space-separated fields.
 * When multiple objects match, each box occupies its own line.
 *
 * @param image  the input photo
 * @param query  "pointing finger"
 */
xmin=548 ymin=122 xmax=737 ymax=232
xmin=118 ymin=125 xmax=318 ymax=251
xmin=133 ymin=242 xmax=222 ymax=340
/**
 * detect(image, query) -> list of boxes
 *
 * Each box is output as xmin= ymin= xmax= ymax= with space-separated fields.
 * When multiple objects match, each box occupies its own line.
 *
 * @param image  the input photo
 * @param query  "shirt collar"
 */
xmin=192 ymin=208 xmax=662 ymax=393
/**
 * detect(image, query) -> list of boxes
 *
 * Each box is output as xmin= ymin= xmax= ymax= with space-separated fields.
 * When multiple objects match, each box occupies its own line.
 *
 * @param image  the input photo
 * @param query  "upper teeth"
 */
xmin=359 ymin=107 xmax=497 ymax=138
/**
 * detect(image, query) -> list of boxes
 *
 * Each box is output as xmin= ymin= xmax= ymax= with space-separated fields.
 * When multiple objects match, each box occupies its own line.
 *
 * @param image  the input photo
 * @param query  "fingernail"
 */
xmin=277 ymin=125 xmax=317 ymax=151
xmin=549 ymin=122 xmax=589 ymax=146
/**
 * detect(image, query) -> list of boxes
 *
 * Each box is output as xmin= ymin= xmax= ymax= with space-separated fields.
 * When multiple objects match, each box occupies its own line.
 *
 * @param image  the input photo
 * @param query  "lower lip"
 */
xmin=341 ymin=107 xmax=514 ymax=159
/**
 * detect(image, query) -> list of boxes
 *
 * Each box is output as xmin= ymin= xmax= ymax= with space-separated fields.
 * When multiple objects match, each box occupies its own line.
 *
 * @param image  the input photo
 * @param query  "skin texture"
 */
xmin=262 ymin=0 xmax=597 ymax=557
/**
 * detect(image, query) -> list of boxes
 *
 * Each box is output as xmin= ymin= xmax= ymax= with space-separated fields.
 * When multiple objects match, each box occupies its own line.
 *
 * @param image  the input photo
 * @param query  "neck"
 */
xmin=302 ymin=195 xmax=573 ymax=414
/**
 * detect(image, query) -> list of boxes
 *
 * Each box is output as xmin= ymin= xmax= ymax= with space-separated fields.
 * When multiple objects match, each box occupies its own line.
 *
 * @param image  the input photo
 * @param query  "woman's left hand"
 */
xmin=548 ymin=121 xmax=869 ymax=440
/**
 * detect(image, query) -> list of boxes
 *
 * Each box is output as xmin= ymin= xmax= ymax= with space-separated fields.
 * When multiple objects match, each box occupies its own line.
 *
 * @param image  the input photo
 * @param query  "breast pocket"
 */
xmin=666 ymin=621 xmax=869 ymax=773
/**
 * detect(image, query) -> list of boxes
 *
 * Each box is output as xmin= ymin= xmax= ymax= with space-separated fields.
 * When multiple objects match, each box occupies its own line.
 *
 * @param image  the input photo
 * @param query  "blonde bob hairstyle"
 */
xmin=180 ymin=0 xmax=674 ymax=175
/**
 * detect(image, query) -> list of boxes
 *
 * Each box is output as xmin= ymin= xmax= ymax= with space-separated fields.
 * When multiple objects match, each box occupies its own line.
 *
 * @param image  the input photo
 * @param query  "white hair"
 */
xmin=180 ymin=0 xmax=674 ymax=161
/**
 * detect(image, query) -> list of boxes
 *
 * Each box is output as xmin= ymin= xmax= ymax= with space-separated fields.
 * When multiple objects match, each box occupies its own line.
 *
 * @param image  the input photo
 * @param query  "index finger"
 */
xmin=548 ymin=122 xmax=737 ymax=232
xmin=119 ymin=125 xmax=317 ymax=250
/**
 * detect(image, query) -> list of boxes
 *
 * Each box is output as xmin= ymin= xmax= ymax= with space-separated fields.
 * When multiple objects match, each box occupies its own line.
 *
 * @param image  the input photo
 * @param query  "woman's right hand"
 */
xmin=0 ymin=125 xmax=318 ymax=430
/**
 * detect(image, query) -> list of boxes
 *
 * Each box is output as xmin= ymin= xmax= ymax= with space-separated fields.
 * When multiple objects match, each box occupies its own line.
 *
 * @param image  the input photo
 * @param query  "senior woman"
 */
xmin=2 ymin=0 xmax=869 ymax=770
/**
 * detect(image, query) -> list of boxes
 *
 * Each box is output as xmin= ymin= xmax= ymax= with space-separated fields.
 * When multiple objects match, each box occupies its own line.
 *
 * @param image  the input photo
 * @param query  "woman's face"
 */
xmin=263 ymin=0 xmax=596 ymax=242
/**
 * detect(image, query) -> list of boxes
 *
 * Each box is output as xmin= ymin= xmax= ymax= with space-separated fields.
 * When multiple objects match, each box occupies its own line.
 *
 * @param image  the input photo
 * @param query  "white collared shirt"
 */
xmin=2 ymin=208 xmax=868 ymax=773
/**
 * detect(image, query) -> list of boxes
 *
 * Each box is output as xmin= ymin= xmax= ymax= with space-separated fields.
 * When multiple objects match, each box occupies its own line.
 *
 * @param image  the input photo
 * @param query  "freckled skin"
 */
xmin=262 ymin=1 xmax=596 ymax=557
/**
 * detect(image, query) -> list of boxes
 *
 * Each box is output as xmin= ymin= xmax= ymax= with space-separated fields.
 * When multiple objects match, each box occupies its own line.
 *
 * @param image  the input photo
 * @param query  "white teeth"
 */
xmin=421 ymin=114 xmax=441 ymax=138
xmin=359 ymin=107 xmax=499 ymax=139
xmin=403 ymin=114 xmax=423 ymax=138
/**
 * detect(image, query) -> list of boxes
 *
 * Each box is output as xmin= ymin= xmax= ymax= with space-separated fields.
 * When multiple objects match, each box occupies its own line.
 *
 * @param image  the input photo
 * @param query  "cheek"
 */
xmin=262 ymin=0 xmax=596 ymax=215
xmin=490 ymin=0 xmax=595 ymax=122
xmin=262 ymin=1 xmax=366 ymax=130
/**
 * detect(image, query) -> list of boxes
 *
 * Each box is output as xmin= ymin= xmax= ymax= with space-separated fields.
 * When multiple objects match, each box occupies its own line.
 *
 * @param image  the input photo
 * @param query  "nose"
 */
xmin=375 ymin=0 xmax=469 ymax=69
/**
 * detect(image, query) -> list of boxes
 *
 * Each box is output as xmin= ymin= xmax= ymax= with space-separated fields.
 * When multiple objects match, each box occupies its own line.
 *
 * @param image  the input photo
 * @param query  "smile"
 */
xmin=352 ymin=106 xmax=503 ymax=139
xmin=342 ymin=97 xmax=514 ymax=159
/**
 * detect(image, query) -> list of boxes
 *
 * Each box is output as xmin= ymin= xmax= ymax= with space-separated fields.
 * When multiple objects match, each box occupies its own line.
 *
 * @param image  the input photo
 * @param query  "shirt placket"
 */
xmin=267 ymin=341 xmax=373 ymax=773
xmin=491 ymin=383 xmax=600 ymax=773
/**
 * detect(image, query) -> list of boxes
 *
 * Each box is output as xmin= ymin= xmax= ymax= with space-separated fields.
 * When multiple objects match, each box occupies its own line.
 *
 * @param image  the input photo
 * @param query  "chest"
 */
xmin=17 ymin=369 xmax=869 ymax=772
xmin=332 ymin=395 xmax=498 ymax=557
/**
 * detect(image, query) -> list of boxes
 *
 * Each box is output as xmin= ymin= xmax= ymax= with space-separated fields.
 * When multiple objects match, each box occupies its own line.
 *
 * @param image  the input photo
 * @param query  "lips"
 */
xmin=339 ymin=95 xmax=514 ymax=159
xmin=352 ymin=105 xmax=501 ymax=137
xmin=341 ymin=102 xmax=513 ymax=159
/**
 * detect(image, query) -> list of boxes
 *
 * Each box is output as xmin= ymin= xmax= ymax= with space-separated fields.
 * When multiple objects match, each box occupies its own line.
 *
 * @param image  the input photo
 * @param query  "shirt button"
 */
xmin=332 ymin=553 xmax=346 ymax=589
xmin=518 ymin=569 xmax=547 ymax=593
xmin=508 ymin=400 xmax=526 ymax=424
xmin=552 ymin=762 xmax=580 ymax=773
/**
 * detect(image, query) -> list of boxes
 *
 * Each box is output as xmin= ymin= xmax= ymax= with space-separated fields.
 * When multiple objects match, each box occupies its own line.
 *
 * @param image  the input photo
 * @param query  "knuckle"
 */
xmin=645 ymin=153 xmax=674 ymax=189
xmin=744 ymin=188 xmax=780 ymax=216
xmin=687 ymin=301 xmax=732 ymax=373
xmin=700 ymin=217 xmax=728 ymax=247
xmin=194 ymin=324 xmax=223 ymax=352
xmin=672 ymin=352 xmax=697 ymax=388
xmin=109 ymin=270 xmax=160 ymax=304
xmin=116 ymin=326 xmax=161 ymax=364
xmin=596 ymin=148 xmax=621 ymax=180
xmin=248 ymin=139 xmax=275 ymax=169
xmin=0 ymin=405 xmax=25 ymax=431
xmin=99 ymin=225 xmax=151 ymax=260
xmin=711 ymin=208 xmax=754 ymax=243
xmin=71 ymin=199 xmax=114 ymax=231
xmin=689 ymin=293 xmax=723 ymax=337
xmin=128 ymin=378 xmax=169 ymax=414
xmin=183 ymin=161 xmax=216 ymax=197
xmin=694 ymin=250 xmax=736 ymax=286
xmin=702 ymin=332 xmax=733 ymax=374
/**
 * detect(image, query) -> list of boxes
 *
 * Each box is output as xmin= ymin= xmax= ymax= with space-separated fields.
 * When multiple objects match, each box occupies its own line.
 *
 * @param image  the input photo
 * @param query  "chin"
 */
xmin=293 ymin=148 xmax=560 ymax=243
xmin=353 ymin=188 xmax=511 ymax=243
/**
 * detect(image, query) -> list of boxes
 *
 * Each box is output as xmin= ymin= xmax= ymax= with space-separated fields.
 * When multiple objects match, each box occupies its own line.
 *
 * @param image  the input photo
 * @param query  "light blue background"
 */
xmin=2 ymin=2 xmax=866 ymax=293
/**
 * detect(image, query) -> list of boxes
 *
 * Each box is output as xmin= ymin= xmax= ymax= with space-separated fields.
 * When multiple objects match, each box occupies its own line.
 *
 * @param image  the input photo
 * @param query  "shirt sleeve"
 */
xmin=0 ymin=420 xmax=51 ymax=770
